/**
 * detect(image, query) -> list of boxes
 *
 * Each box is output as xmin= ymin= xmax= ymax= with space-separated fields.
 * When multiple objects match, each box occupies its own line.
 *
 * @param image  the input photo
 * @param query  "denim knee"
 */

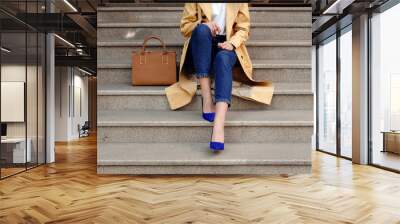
xmin=214 ymin=51 xmax=234 ymax=69
xmin=191 ymin=24 xmax=213 ymax=78
xmin=213 ymin=50 xmax=236 ymax=107
xmin=192 ymin=24 xmax=212 ymax=39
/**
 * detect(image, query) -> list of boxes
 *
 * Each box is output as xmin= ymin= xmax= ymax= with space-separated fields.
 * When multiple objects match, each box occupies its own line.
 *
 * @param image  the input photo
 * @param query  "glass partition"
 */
xmin=0 ymin=1 xmax=46 ymax=179
xmin=316 ymin=24 xmax=354 ymax=160
xmin=27 ymin=29 xmax=38 ymax=169
xmin=1 ymin=22 xmax=28 ymax=178
xmin=38 ymin=31 xmax=46 ymax=165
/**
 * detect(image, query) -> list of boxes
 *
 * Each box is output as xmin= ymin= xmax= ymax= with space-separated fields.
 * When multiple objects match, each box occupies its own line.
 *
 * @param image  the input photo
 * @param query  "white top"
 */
xmin=211 ymin=3 xmax=226 ymax=35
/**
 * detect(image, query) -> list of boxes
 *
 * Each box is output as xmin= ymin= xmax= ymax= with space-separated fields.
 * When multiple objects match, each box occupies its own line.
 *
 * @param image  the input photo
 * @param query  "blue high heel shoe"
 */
xmin=210 ymin=129 xmax=224 ymax=151
xmin=201 ymin=97 xmax=215 ymax=122
xmin=210 ymin=141 xmax=224 ymax=151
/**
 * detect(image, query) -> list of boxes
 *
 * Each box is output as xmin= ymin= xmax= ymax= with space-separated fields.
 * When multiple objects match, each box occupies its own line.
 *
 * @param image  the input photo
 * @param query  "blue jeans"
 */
xmin=186 ymin=24 xmax=237 ymax=106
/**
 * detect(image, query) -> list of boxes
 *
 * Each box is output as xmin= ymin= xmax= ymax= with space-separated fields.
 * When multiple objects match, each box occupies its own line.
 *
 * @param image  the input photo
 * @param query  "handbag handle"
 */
xmin=141 ymin=36 xmax=167 ymax=54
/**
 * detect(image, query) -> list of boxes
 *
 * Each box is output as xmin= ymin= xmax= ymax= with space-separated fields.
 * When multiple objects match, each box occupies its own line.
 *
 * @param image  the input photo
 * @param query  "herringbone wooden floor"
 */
xmin=1 ymin=135 xmax=400 ymax=224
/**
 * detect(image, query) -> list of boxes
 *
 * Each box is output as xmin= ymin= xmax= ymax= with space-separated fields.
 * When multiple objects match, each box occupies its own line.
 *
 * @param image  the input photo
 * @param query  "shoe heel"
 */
xmin=210 ymin=141 xmax=224 ymax=151
xmin=209 ymin=128 xmax=224 ymax=151
xmin=201 ymin=97 xmax=215 ymax=122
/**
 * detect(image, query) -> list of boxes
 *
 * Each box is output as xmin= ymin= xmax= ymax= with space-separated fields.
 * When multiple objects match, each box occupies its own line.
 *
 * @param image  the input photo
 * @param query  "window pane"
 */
xmin=318 ymin=36 xmax=337 ymax=154
xmin=371 ymin=3 xmax=400 ymax=171
xmin=340 ymin=28 xmax=352 ymax=158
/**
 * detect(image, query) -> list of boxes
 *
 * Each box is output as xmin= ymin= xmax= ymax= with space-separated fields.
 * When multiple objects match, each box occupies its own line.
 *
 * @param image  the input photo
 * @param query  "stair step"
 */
xmin=97 ymin=41 xmax=311 ymax=63
xmin=97 ymin=110 xmax=313 ymax=143
xmin=98 ymin=23 xmax=311 ymax=42
xmin=98 ymin=142 xmax=311 ymax=165
xmin=101 ymin=3 xmax=184 ymax=7
xmin=97 ymin=59 xmax=311 ymax=69
xmin=97 ymin=83 xmax=312 ymax=111
xmin=97 ymin=60 xmax=311 ymax=86
xmin=98 ymin=22 xmax=312 ymax=28
xmin=98 ymin=163 xmax=311 ymax=175
xmin=96 ymin=5 xmax=313 ymax=175
xmin=97 ymin=143 xmax=311 ymax=175
xmin=98 ymin=82 xmax=311 ymax=95
xmin=98 ymin=40 xmax=311 ymax=47
xmin=98 ymin=110 xmax=312 ymax=127
xmin=98 ymin=6 xmax=313 ymax=11
xmin=98 ymin=7 xmax=312 ymax=24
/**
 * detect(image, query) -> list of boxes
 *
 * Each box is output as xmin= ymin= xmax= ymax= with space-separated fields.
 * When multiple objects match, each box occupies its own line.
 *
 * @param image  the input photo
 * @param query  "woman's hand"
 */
xmin=218 ymin=41 xmax=234 ymax=51
xmin=203 ymin=22 xmax=221 ymax=36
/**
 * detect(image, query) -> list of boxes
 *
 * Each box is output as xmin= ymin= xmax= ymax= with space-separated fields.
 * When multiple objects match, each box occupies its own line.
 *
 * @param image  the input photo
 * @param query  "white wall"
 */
xmin=1 ymin=82 xmax=25 ymax=122
xmin=1 ymin=63 xmax=46 ymax=164
xmin=71 ymin=73 xmax=89 ymax=139
xmin=55 ymin=67 xmax=89 ymax=141
xmin=1 ymin=66 xmax=26 ymax=129
xmin=1 ymin=65 xmax=26 ymax=81
xmin=1 ymin=65 xmax=26 ymax=142
xmin=55 ymin=66 xmax=70 ymax=141
xmin=1 ymin=65 xmax=39 ymax=138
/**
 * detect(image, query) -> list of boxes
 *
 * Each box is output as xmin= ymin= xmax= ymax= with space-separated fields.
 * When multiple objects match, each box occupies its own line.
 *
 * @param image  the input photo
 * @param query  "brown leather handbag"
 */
xmin=132 ymin=36 xmax=177 ymax=86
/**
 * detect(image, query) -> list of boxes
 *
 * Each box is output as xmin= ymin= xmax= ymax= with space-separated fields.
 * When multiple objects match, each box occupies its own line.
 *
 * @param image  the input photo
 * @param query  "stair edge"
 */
xmin=97 ymin=164 xmax=311 ymax=175
xmin=98 ymin=22 xmax=312 ymax=28
xmin=98 ymin=7 xmax=312 ymax=12
xmin=97 ymin=41 xmax=312 ymax=47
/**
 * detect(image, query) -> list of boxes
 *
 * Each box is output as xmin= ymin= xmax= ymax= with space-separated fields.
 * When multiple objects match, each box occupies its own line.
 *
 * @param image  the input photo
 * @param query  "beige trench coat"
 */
xmin=165 ymin=3 xmax=274 ymax=110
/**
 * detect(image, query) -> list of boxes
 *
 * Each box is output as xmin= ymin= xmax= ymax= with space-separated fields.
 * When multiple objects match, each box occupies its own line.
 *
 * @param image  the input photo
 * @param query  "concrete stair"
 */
xmin=98 ymin=143 xmax=311 ymax=174
xmin=98 ymin=60 xmax=312 ymax=85
xmin=98 ymin=83 xmax=313 ymax=111
xmin=98 ymin=7 xmax=312 ymax=24
xmin=97 ymin=5 xmax=313 ymax=174
xmin=98 ymin=23 xmax=311 ymax=42
xmin=98 ymin=41 xmax=311 ymax=63
xmin=98 ymin=110 xmax=312 ymax=142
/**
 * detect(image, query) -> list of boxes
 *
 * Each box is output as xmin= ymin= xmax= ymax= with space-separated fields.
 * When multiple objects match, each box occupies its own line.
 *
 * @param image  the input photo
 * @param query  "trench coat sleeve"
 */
xmin=229 ymin=4 xmax=250 ymax=49
xmin=180 ymin=3 xmax=200 ymax=38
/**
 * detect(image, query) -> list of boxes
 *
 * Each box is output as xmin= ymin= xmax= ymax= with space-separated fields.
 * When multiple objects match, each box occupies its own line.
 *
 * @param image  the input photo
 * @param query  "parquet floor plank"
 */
xmin=0 ymin=135 xmax=400 ymax=223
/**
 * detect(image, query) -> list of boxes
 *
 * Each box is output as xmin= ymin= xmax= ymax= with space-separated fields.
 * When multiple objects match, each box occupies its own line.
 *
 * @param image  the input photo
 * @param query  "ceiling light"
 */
xmin=1 ymin=47 xmax=11 ymax=53
xmin=78 ymin=67 xmax=93 ymax=76
xmin=54 ymin=34 xmax=75 ymax=48
xmin=323 ymin=0 xmax=355 ymax=15
xmin=63 ymin=0 xmax=78 ymax=12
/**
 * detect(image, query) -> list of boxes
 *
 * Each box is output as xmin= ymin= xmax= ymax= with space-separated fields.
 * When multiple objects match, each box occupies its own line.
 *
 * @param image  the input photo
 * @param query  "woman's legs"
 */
xmin=212 ymin=50 xmax=237 ymax=143
xmin=212 ymin=102 xmax=228 ymax=143
xmin=190 ymin=24 xmax=215 ymax=113
xmin=189 ymin=25 xmax=237 ymax=145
